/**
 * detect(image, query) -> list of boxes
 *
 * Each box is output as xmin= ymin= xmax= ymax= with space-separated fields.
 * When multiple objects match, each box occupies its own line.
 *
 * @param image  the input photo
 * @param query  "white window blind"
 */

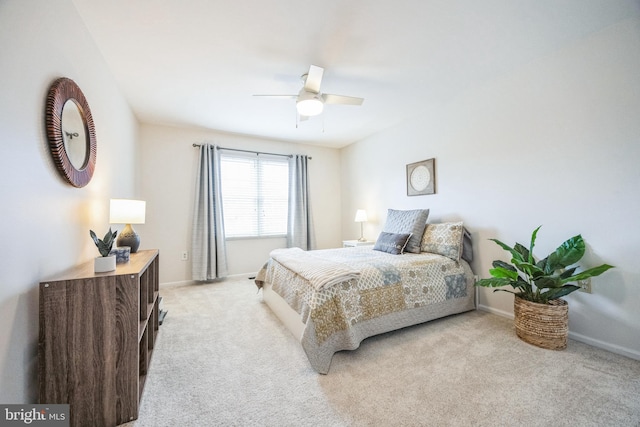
xmin=220 ymin=152 xmax=289 ymax=238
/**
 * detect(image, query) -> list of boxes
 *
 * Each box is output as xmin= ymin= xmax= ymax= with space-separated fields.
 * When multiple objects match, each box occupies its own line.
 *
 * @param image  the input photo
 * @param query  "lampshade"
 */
xmin=354 ymin=209 xmax=368 ymax=223
xmin=110 ymin=199 xmax=146 ymax=224
xmin=296 ymin=91 xmax=324 ymax=116
xmin=110 ymin=199 xmax=146 ymax=254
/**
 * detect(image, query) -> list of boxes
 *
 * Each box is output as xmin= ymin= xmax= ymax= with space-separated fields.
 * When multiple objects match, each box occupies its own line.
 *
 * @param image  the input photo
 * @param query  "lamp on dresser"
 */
xmin=110 ymin=199 xmax=146 ymax=253
xmin=354 ymin=209 xmax=368 ymax=242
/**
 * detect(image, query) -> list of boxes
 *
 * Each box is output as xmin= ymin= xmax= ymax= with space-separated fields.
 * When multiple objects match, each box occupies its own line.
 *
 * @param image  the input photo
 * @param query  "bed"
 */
xmin=255 ymin=210 xmax=476 ymax=374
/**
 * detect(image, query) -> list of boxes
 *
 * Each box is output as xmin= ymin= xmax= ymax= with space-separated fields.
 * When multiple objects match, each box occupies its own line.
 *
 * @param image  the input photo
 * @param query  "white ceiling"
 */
xmin=71 ymin=0 xmax=639 ymax=148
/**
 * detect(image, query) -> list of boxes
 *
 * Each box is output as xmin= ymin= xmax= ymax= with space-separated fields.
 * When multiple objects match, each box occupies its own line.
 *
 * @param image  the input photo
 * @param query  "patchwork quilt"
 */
xmin=256 ymin=246 xmax=476 ymax=373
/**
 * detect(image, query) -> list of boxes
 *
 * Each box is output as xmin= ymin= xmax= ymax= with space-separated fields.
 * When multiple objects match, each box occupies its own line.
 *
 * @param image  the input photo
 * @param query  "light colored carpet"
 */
xmin=123 ymin=277 xmax=640 ymax=427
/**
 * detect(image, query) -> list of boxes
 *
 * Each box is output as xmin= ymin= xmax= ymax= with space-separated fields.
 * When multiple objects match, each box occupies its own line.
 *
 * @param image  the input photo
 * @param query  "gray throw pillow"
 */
xmin=373 ymin=232 xmax=412 ymax=254
xmin=382 ymin=209 xmax=429 ymax=254
xmin=461 ymin=228 xmax=473 ymax=263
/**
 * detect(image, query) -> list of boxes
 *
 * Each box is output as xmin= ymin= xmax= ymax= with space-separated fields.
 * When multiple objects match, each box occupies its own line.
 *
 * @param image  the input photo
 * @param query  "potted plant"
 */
xmin=475 ymin=226 xmax=614 ymax=350
xmin=90 ymin=228 xmax=118 ymax=273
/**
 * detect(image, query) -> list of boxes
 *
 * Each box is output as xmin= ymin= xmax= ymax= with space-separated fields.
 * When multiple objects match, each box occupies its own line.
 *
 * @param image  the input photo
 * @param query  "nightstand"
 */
xmin=343 ymin=240 xmax=374 ymax=248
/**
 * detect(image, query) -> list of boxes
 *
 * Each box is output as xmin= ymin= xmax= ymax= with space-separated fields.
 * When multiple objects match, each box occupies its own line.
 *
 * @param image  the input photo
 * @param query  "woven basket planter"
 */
xmin=514 ymin=296 xmax=568 ymax=350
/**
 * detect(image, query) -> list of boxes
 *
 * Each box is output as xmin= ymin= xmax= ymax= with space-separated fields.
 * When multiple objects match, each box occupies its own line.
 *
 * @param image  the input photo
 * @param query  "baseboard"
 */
xmin=160 ymin=273 xmax=257 ymax=288
xmin=567 ymin=330 xmax=640 ymax=361
xmin=160 ymin=279 xmax=196 ymax=288
xmin=477 ymin=304 xmax=640 ymax=361
xmin=227 ymin=272 xmax=258 ymax=280
xmin=477 ymin=304 xmax=513 ymax=319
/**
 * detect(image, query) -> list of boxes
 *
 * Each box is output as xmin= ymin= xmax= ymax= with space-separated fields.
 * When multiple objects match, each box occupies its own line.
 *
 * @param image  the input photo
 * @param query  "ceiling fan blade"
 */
xmin=253 ymin=94 xmax=297 ymax=99
xmin=304 ymin=65 xmax=324 ymax=94
xmin=322 ymin=93 xmax=364 ymax=106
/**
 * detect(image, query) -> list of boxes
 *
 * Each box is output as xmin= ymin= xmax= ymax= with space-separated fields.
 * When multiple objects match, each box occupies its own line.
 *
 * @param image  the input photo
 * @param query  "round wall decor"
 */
xmin=45 ymin=77 xmax=97 ymax=188
xmin=406 ymin=158 xmax=436 ymax=196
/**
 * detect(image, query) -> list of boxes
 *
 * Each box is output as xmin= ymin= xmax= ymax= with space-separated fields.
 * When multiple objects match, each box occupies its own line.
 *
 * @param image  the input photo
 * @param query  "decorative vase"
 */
xmin=513 ymin=296 xmax=568 ymax=350
xmin=109 ymin=246 xmax=131 ymax=264
xmin=94 ymin=255 xmax=116 ymax=273
xmin=117 ymin=224 xmax=141 ymax=253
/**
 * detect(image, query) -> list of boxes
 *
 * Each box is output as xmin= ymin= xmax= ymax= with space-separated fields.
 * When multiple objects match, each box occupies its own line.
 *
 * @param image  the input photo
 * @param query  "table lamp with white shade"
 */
xmin=110 ymin=199 xmax=146 ymax=253
xmin=354 ymin=209 xmax=368 ymax=242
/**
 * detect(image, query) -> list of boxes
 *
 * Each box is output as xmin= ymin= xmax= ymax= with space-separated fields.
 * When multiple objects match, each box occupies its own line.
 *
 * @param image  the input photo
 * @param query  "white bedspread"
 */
xmin=270 ymin=247 xmax=360 ymax=291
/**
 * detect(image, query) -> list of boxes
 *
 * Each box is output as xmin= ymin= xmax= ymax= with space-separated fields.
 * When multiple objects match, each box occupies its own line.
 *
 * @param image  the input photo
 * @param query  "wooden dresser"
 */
xmin=39 ymin=249 xmax=160 ymax=427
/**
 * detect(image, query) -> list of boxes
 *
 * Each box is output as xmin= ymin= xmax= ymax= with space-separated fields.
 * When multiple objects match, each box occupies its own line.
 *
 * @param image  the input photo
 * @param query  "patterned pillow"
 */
xmin=382 ymin=209 xmax=429 ymax=254
xmin=373 ymin=232 xmax=412 ymax=255
xmin=420 ymin=222 xmax=465 ymax=261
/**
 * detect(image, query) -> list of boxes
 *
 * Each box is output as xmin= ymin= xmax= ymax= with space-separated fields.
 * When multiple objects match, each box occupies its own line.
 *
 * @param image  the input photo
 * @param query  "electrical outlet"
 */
xmin=181 ymin=251 xmax=189 ymax=261
xmin=578 ymin=278 xmax=592 ymax=293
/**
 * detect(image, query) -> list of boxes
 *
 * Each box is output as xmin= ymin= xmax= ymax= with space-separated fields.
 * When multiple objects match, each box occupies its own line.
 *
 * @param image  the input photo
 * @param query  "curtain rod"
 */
xmin=192 ymin=143 xmax=312 ymax=160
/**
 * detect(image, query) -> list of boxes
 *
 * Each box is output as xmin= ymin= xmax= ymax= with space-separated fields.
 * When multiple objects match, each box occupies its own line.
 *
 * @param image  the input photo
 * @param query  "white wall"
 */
xmin=139 ymin=124 xmax=342 ymax=283
xmin=0 ymin=0 xmax=139 ymax=402
xmin=341 ymin=18 xmax=640 ymax=359
xmin=3 ymin=0 xmax=636 ymax=406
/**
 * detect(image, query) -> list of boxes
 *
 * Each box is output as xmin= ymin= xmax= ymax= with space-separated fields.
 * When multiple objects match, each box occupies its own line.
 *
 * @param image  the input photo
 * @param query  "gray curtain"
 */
xmin=192 ymin=144 xmax=228 ymax=280
xmin=287 ymin=155 xmax=316 ymax=250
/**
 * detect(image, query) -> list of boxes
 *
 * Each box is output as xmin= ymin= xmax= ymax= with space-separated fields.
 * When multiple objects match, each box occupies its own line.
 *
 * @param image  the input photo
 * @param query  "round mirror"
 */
xmin=61 ymin=99 xmax=88 ymax=169
xmin=45 ymin=77 xmax=96 ymax=188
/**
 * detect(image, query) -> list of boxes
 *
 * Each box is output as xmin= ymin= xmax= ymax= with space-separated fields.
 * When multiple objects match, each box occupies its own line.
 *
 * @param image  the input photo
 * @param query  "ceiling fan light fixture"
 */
xmin=296 ymin=92 xmax=324 ymax=116
xmin=254 ymin=65 xmax=363 ymax=119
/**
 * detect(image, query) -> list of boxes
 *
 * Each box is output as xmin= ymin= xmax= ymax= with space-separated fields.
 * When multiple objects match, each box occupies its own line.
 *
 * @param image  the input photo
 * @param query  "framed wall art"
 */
xmin=406 ymin=158 xmax=435 ymax=196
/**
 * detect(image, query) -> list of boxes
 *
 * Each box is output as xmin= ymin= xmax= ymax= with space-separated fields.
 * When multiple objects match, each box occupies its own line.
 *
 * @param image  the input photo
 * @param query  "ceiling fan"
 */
xmin=253 ymin=65 xmax=364 ymax=119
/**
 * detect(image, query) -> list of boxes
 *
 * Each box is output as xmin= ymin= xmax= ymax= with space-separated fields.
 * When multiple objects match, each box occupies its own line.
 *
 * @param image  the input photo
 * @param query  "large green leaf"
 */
xmin=536 ymin=256 xmax=548 ymax=273
xmin=561 ymin=264 xmax=615 ymax=284
xmin=559 ymin=267 xmax=578 ymax=280
xmin=89 ymin=230 xmax=99 ymax=246
xmin=542 ymin=285 xmax=581 ymax=300
xmin=490 ymin=238 xmax=524 ymax=263
xmin=528 ymin=226 xmax=542 ymax=264
xmin=534 ymin=276 xmax=562 ymax=289
xmin=513 ymin=260 xmax=544 ymax=278
xmin=545 ymin=235 xmax=585 ymax=272
xmin=97 ymin=242 xmax=110 ymax=257
xmin=512 ymin=278 xmax=532 ymax=293
xmin=489 ymin=267 xmax=519 ymax=280
xmin=492 ymin=260 xmax=516 ymax=272
xmin=514 ymin=243 xmax=530 ymax=262
xmin=475 ymin=277 xmax=513 ymax=288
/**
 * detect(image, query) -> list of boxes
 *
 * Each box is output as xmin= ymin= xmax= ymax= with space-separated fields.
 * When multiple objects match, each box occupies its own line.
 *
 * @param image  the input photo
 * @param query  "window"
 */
xmin=220 ymin=153 xmax=289 ymax=238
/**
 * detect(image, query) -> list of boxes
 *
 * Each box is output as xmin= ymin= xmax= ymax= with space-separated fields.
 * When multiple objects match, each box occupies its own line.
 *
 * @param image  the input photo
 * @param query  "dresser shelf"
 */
xmin=39 ymin=249 xmax=160 ymax=427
